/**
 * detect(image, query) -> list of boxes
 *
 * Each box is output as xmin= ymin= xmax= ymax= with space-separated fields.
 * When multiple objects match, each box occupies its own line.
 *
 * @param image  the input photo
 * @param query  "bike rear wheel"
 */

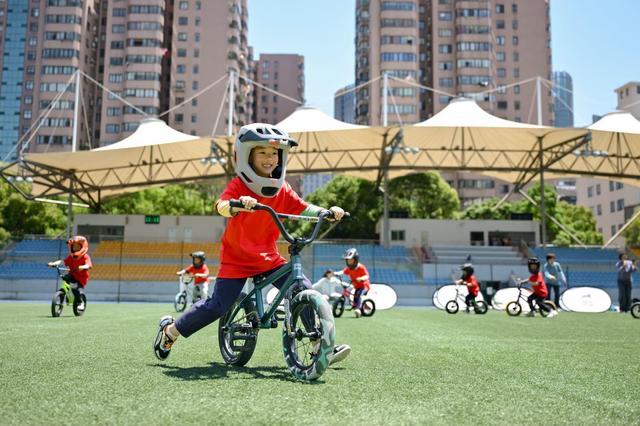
xmin=174 ymin=293 xmax=187 ymax=312
xmin=506 ymin=301 xmax=522 ymax=316
xmin=539 ymin=301 xmax=555 ymax=317
xmin=283 ymin=290 xmax=335 ymax=381
xmin=631 ymin=302 xmax=640 ymax=319
xmin=474 ymin=300 xmax=488 ymax=314
xmin=51 ymin=291 xmax=64 ymax=317
xmin=332 ymin=297 xmax=346 ymax=318
xmin=218 ymin=293 xmax=258 ymax=367
xmin=73 ymin=294 xmax=86 ymax=316
xmin=361 ymin=299 xmax=376 ymax=317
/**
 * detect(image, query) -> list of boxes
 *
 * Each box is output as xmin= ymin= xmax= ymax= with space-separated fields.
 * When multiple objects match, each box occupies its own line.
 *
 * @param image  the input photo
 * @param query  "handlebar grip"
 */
xmin=229 ymin=199 xmax=244 ymax=209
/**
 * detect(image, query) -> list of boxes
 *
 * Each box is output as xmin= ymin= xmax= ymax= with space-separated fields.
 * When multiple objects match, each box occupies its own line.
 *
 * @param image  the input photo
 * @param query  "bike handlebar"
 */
xmin=228 ymin=199 xmax=349 ymax=246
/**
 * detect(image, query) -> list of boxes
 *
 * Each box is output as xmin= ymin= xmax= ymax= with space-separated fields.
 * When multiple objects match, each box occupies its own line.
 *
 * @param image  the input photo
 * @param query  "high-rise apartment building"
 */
xmin=254 ymin=53 xmax=304 ymax=124
xmin=552 ymin=70 xmax=573 ymax=127
xmin=334 ymin=83 xmax=356 ymax=123
xmin=615 ymin=81 xmax=640 ymax=120
xmin=355 ymin=0 xmax=553 ymax=126
xmin=0 ymin=0 xmax=253 ymax=159
xmin=0 ymin=0 xmax=99 ymax=159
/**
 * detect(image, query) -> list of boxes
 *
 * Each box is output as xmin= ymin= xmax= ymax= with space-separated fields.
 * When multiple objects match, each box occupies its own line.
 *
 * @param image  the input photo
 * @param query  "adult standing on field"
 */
xmin=543 ymin=253 xmax=566 ymax=307
xmin=615 ymin=253 xmax=636 ymax=312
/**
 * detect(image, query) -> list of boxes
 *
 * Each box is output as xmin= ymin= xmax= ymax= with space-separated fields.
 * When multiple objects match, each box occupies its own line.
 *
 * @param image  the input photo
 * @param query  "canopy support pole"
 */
xmin=227 ymin=69 xmax=235 ymax=137
xmin=538 ymin=137 xmax=547 ymax=247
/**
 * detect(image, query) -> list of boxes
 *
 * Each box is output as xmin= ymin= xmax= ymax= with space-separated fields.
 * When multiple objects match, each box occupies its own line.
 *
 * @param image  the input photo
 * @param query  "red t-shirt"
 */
xmin=64 ymin=254 xmax=92 ymax=287
xmin=342 ymin=264 xmax=371 ymax=290
xmin=217 ymin=177 xmax=308 ymax=278
xmin=463 ymin=275 xmax=480 ymax=297
xmin=185 ymin=264 xmax=209 ymax=285
xmin=529 ymin=272 xmax=548 ymax=298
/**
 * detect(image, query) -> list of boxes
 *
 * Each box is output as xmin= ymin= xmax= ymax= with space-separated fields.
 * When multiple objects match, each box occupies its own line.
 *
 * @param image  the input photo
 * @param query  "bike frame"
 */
xmin=224 ymin=201 xmax=336 ymax=335
xmin=55 ymin=265 xmax=75 ymax=304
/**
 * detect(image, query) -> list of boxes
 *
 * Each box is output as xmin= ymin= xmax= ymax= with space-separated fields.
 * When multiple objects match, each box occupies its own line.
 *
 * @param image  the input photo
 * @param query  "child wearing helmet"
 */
xmin=526 ymin=257 xmax=555 ymax=317
xmin=47 ymin=236 xmax=92 ymax=312
xmin=455 ymin=263 xmax=479 ymax=313
xmin=154 ymin=123 xmax=351 ymax=365
xmin=340 ymin=248 xmax=371 ymax=318
xmin=177 ymin=251 xmax=210 ymax=301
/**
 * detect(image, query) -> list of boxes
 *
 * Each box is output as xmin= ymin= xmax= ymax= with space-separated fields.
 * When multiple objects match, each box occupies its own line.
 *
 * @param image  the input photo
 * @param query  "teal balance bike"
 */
xmin=218 ymin=200 xmax=348 ymax=381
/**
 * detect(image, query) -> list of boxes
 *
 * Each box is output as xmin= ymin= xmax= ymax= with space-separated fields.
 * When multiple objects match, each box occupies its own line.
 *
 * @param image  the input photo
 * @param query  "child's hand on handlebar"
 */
xmin=236 ymin=196 xmax=258 ymax=212
xmin=48 ymin=260 xmax=62 ymax=267
xmin=327 ymin=206 xmax=345 ymax=221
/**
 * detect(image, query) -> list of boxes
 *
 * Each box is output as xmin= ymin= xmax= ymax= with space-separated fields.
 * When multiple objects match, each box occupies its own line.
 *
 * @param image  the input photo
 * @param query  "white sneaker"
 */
xmin=354 ymin=308 xmax=362 ymax=318
xmin=77 ymin=302 xmax=85 ymax=311
xmin=329 ymin=344 xmax=351 ymax=365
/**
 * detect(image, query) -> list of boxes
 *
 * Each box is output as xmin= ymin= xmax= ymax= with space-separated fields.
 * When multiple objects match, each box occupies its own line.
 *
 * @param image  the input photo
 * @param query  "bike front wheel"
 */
xmin=631 ymin=302 xmax=640 ymax=319
xmin=218 ymin=293 xmax=258 ymax=367
xmin=506 ymin=301 xmax=522 ymax=316
xmin=283 ymin=290 xmax=335 ymax=381
xmin=51 ymin=291 xmax=64 ymax=317
xmin=73 ymin=294 xmax=86 ymax=316
xmin=332 ymin=297 xmax=346 ymax=318
xmin=174 ymin=292 xmax=187 ymax=312
xmin=361 ymin=299 xmax=376 ymax=317
xmin=445 ymin=300 xmax=459 ymax=314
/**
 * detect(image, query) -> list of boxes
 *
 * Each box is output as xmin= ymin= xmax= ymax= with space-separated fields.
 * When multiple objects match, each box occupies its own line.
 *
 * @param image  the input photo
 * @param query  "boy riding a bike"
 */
xmin=48 ymin=236 xmax=92 ymax=312
xmin=454 ymin=262 xmax=479 ymax=314
xmin=340 ymin=248 xmax=370 ymax=318
xmin=177 ymin=251 xmax=210 ymax=301
xmin=526 ymin=257 xmax=556 ymax=318
xmin=154 ymin=123 xmax=351 ymax=364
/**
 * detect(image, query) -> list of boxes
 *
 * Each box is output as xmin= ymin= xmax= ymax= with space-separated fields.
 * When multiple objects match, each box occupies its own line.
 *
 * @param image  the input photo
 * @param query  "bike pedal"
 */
xmin=274 ymin=310 xmax=286 ymax=322
xmin=230 ymin=334 xmax=256 ymax=352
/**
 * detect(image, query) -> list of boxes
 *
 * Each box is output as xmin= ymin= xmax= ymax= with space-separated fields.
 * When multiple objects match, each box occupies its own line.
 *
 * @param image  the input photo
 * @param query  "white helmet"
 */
xmin=234 ymin=123 xmax=298 ymax=197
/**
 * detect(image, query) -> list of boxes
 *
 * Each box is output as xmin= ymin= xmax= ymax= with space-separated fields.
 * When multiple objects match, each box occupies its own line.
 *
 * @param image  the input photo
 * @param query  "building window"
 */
xmin=496 ymin=20 xmax=505 ymax=29
xmin=497 ymin=101 xmax=508 ymax=110
xmin=512 ymin=3 xmax=518 ymax=13
xmin=610 ymin=201 xmax=615 ymax=213
xmin=596 ymin=205 xmax=602 ymax=216
xmin=178 ymin=16 xmax=188 ymax=25
xmin=438 ymin=44 xmax=452 ymax=54
xmin=496 ymin=52 xmax=505 ymax=62
xmin=496 ymin=68 xmax=506 ymax=78
xmin=611 ymin=225 xmax=616 ymax=236
xmin=609 ymin=181 xmax=615 ymax=191
xmin=177 ymin=49 xmax=187 ymax=57
xmin=438 ymin=12 xmax=452 ymax=21
xmin=177 ymin=32 xmax=188 ymax=41
xmin=513 ymin=68 xmax=520 ymax=78
xmin=512 ymin=36 xmax=519 ymax=46
xmin=617 ymin=199 xmax=624 ymax=211
xmin=596 ymin=183 xmax=601 ymax=195
xmin=514 ymin=84 xmax=520 ymax=94
xmin=106 ymin=124 xmax=120 ymax=133
xmin=496 ymin=4 xmax=504 ymax=13
xmin=496 ymin=36 xmax=505 ymax=45
xmin=391 ymin=230 xmax=405 ymax=241
xmin=179 ymin=1 xmax=188 ymax=10
xmin=439 ymin=78 xmax=453 ymax=87
xmin=587 ymin=186 xmax=593 ymax=197
xmin=514 ymin=101 xmax=520 ymax=110
xmin=512 ymin=20 xmax=518 ymax=30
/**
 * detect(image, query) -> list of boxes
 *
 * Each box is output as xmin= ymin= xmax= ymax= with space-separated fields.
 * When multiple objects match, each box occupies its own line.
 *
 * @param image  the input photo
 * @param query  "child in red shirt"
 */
xmin=48 ymin=236 xmax=92 ymax=312
xmin=455 ymin=263 xmax=480 ymax=313
xmin=154 ymin=123 xmax=351 ymax=365
xmin=341 ymin=248 xmax=370 ymax=318
xmin=526 ymin=257 xmax=556 ymax=317
xmin=177 ymin=251 xmax=210 ymax=302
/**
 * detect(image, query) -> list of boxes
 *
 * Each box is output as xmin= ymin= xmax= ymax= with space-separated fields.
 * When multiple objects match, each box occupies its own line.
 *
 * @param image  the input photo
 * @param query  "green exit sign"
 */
xmin=145 ymin=215 xmax=160 ymax=225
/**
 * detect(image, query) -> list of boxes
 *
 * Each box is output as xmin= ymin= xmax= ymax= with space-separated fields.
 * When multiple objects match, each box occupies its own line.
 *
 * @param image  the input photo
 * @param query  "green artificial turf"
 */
xmin=1 ymin=303 xmax=638 ymax=425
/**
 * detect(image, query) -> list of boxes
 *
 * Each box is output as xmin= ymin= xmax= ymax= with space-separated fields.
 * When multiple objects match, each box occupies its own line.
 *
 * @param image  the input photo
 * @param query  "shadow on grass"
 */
xmin=153 ymin=362 xmax=327 ymax=384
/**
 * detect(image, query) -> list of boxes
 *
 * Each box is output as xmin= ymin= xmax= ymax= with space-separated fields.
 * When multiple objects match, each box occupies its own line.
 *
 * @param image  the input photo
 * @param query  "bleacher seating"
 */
xmin=8 ymin=240 xmax=66 ymax=257
xmin=91 ymin=264 xmax=220 ymax=281
xmin=429 ymin=245 xmax=523 ymax=265
xmin=0 ymin=262 xmax=58 ymax=279
xmin=92 ymin=241 xmax=222 ymax=259
xmin=530 ymin=247 xmax=619 ymax=264
xmin=564 ymin=270 xmax=618 ymax=288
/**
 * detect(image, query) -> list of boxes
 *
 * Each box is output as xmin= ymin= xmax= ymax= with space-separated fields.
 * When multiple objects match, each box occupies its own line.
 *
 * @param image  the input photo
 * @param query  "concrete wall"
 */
xmin=378 ymin=218 xmax=540 ymax=247
xmin=75 ymin=214 xmax=226 ymax=242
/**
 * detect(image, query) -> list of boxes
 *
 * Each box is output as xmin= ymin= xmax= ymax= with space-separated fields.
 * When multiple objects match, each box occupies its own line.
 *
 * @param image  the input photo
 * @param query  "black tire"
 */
xmin=332 ymin=297 xmax=346 ymax=318
xmin=539 ymin=301 xmax=555 ymax=317
xmin=283 ymin=290 xmax=335 ymax=381
xmin=73 ymin=294 xmax=87 ymax=316
xmin=631 ymin=303 xmax=640 ymax=319
xmin=445 ymin=300 xmax=459 ymax=314
xmin=51 ymin=291 xmax=64 ymax=317
xmin=218 ymin=293 xmax=258 ymax=367
xmin=361 ymin=299 xmax=376 ymax=317
xmin=474 ymin=300 xmax=488 ymax=315
xmin=174 ymin=293 xmax=187 ymax=312
xmin=506 ymin=301 xmax=522 ymax=316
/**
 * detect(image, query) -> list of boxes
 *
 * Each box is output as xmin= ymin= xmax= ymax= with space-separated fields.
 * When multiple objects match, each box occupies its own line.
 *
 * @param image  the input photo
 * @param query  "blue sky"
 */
xmin=249 ymin=0 xmax=640 ymax=126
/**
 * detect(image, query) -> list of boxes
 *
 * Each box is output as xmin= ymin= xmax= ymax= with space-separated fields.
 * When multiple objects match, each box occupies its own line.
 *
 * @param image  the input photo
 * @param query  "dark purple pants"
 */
xmin=175 ymin=265 xmax=312 ymax=337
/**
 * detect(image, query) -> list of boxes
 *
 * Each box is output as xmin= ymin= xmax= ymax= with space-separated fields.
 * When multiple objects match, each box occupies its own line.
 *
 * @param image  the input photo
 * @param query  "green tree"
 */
xmin=553 ymin=201 xmax=603 ymax=246
xmin=459 ymin=197 xmax=514 ymax=220
xmin=387 ymin=172 xmax=460 ymax=219
xmin=622 ymin=211 xmax=640 ymax=246
xmin=1 ymin=194 xmax=66 ymax=238
xmin=291 ymin=176 xmax=381 ymax=239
